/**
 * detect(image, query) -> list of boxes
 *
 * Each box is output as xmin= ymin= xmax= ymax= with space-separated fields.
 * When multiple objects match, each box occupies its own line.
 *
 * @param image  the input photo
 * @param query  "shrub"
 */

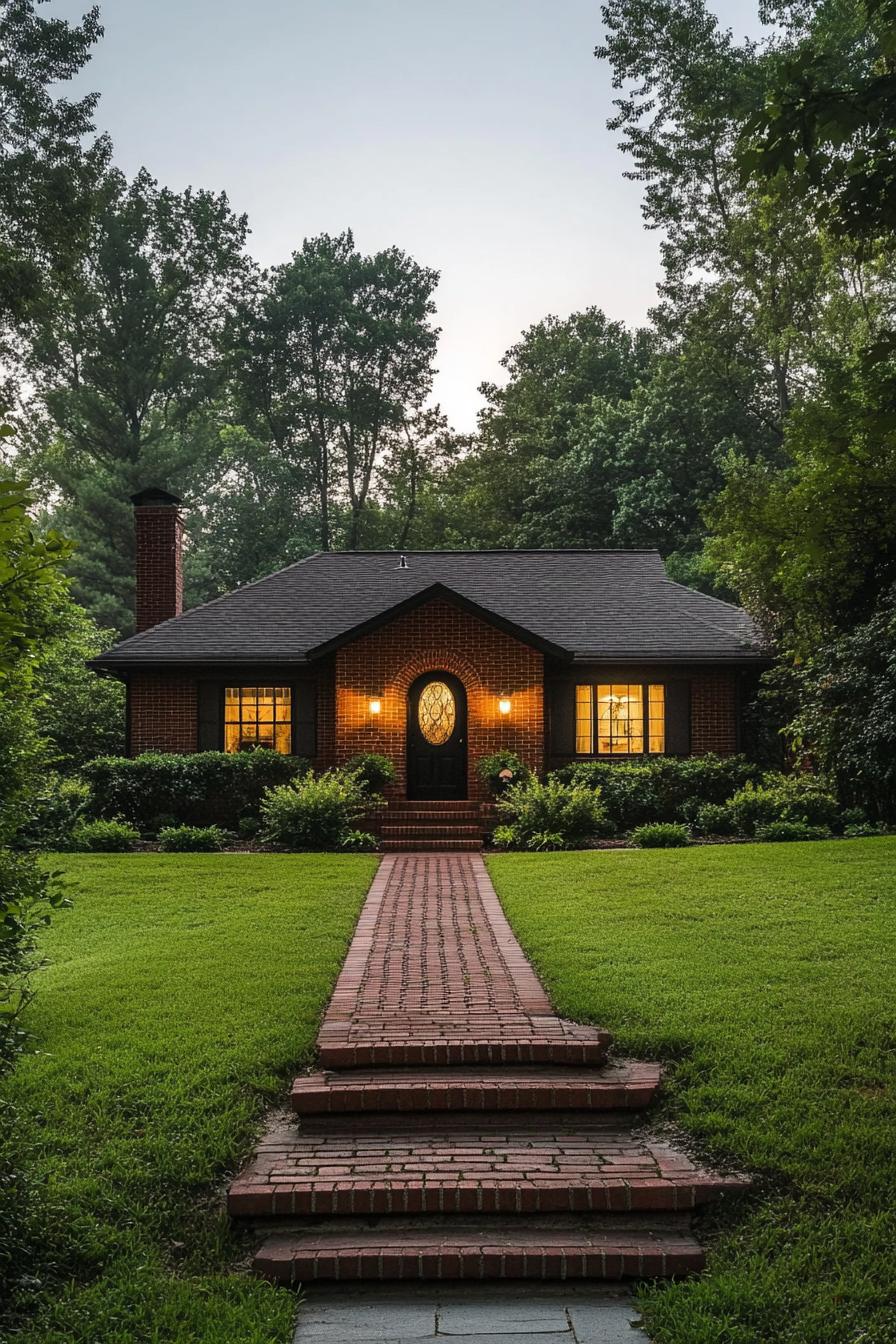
xmin=157 ymin=825 xmax=227 ymax=853
xmin=630 ymin=822 xmax=691 ymax=848
xmin=261 ymin=769 xmax=370 ymax=850
xmin=843 ymin=821 xmax=889 ymax=838
xmin=476 ymin=751 xmax=533 ymax=796
xmin=555 ymin=754 xmax=761 ymax=829
xmin=495 ymin=776 xmax=608 ymax=850
xmin=491 ymin=824 xmax=516 ymax=849
xmin=554 ymin=761 xmax=659 ymax=829
xmin=694 ymin=802 xmax=737 ymax=837
xmin=83 ymin=751 xmax=309 ymax=832
xmin=728 ymin=773 xmax=840 ymax=836
xmin=754 ymin=820 xmax=833 ymax=842
xmin=343 ymin=753 xmax=397 ymax=793
xmin=237 ymin=815 xmax=261 ymax=840
xmin=341 ymin=829 xmax=379 ymax=852
xmin=17 ymin=774 xmax=90 ymax=850
xmin=68 ymin=819 xmax=140 ymax=852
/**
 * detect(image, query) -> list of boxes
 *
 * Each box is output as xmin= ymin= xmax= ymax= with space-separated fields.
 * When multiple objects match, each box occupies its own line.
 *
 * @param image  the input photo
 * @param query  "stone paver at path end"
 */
xmin=293 ymin=1282 xmax=643 ymax=1344
xmin=229 ymin=853 xmax=748 ymax=1283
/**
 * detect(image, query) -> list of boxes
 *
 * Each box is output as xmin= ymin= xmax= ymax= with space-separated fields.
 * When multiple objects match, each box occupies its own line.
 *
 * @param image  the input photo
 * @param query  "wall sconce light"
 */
xmin=369 ymin=698 xmax=382 ymax=716
xmin=498 ymin=697 xmax=512 ymax=716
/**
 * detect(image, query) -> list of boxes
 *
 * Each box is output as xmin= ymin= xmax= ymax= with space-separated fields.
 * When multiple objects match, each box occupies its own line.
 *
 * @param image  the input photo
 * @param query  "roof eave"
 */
xmin=569 ymin=650 xmax=773 ymax=666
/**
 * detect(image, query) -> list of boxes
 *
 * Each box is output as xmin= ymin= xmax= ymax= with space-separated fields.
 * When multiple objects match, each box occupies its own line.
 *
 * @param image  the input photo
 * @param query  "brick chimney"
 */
xmin=131 ymin=488 xmax=184 ymax=632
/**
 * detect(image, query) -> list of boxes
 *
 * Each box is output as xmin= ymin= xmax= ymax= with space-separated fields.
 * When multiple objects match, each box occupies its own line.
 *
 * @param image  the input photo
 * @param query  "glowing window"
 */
xmin=575 ymin=683 xmax=593 ymax=754
xmin=598 ymin=684 xmax=644 ymax=755
xmin=418 ymin=680 xmax=456 ymax=745
xmin=648 ymin=683 xmax=665 ymax=754
xmin=224 ymin=686 xmax=292 ymax=754
xmin=574 ymin=683 xmax=665 ymax=755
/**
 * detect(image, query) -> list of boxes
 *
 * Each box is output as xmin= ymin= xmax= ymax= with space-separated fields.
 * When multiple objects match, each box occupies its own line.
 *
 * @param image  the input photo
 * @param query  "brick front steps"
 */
xmin=290 ymin=1062 xmax=662 ymax=1114
xmin=374 ymin=800 xmax=485 ymax=852
xmin=252 ymin=1216 xmax=706 ymax=1284
xmin=229 ymin=854 xmax=748 ymax=1284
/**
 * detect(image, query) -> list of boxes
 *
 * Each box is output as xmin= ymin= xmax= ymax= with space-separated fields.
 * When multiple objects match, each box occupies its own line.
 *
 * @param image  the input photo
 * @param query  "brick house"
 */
xmin=92 ymin=489 xmax=768 ymax=842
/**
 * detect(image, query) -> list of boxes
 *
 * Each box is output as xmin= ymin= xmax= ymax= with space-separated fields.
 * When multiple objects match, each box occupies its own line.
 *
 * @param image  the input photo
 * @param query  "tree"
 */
xmin=513 ymin=300 xmax=782 ymax=566
xmin=739 ymin=0 xmax=896 ymax=240
xmin=226 ymin=231 xmax=440 ymax=553
xmin=0 ymin=476 xmax=70 ymax=1074
xmin=433 ymin=309 xmax=655 ymax=548
xmin=367 ymin=407 xmax=462 ymax=550
xmin=183 ymin=426 xmax=321 ymax=603
xmin=596 ymin=0 xmax=876 ymax=428
xmin=0 ymin=0 xmax=108 ymax=336
xmin=31 ymin=600 xmax=124 ymax=771
xmin=19 ymin=168 xmax=249 ymax=631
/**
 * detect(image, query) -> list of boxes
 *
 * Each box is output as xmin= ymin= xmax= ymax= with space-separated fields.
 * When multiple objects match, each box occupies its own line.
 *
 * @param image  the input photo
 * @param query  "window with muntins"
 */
xmin=575 ymin=683 xmax=665 ymax=755
xmin=224 ymin=686 xmax=293 ymax=753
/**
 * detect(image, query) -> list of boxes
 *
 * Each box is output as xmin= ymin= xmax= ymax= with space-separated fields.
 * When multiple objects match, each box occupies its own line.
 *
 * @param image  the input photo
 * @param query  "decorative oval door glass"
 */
xmin=418 ymin=680 xmax=456 ymax=745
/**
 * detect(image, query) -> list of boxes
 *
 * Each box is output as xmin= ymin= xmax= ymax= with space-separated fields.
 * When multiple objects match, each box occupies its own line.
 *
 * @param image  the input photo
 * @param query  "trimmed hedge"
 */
xmin=83 ymin=752 xmax=309 ymax=834
xmin=554 ymin=754 xmax=761 ymax=831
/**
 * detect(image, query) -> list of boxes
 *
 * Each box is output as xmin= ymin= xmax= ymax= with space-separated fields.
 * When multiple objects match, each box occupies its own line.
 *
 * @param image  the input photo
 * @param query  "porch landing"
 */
xmin=229 ymin=854 xmax=748 ymax=1283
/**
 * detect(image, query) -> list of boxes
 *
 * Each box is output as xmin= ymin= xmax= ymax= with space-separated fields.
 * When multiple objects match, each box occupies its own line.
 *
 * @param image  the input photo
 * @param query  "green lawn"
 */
xmin=2 ymin=853 xmax=376 ymax=1344
xmin=488 ymin=839 xmax=896 ymax=1344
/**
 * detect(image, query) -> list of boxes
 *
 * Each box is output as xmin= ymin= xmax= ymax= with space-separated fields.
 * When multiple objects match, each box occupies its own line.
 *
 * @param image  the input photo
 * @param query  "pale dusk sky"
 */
xmin=51 ymin=0 xmax=765 ymax=430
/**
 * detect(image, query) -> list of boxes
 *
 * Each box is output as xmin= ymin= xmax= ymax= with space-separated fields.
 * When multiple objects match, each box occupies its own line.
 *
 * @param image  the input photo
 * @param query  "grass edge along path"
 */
xmin=487 ymin=839 xmax=896 ymax=1344
xmin=2 ymin=852 xmax=376 ymax=1344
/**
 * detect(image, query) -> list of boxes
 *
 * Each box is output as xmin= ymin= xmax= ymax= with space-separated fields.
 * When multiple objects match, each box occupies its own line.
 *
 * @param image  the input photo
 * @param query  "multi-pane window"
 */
xmin=575 ymin=683 xmax=665 ymax=756
xmin=224 ymin=686 xmax=292 ymax=754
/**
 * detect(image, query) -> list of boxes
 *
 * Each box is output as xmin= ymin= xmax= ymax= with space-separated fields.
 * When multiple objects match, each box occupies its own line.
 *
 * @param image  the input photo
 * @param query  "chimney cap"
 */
xmin=131 ymin=487 xmax=182 ymax=508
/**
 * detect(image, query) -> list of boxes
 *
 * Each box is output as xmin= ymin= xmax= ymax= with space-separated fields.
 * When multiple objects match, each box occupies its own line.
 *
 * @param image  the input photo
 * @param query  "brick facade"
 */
xmin=691 ymin=671 xmax=738 ymax=756
xmin=333 ymin=598 xmax=544 ymax=802
xmin=129 ymin=673 xmax=196 ymax=754
xmin=134 ymin=504 xmax=184 ymax=633
xmin=124 ymin=622 xmax=740 ymax=770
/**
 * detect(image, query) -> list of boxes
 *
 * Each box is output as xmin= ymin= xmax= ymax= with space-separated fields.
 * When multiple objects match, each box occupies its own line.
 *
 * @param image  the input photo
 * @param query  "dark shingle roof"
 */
xmin=93 ymin=550 xmax=767 ymax=668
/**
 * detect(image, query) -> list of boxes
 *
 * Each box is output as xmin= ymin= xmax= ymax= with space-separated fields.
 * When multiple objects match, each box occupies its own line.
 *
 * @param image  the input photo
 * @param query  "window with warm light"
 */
xmin=224 ymin=686 xmax=293 ymax=753
xmin=575 ymin=683 xmax=665 ymax=755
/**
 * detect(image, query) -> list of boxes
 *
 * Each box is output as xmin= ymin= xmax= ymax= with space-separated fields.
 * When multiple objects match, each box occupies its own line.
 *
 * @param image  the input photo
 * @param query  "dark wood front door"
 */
xmin=407 ymin=672 xmax=468 ymax=800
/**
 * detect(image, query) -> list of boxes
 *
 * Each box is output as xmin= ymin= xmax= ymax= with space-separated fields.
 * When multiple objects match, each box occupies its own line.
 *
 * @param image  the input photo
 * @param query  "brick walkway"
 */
xmin=317 ymin=854 xmax=610 ymax=1067
xmin=229 ymin=853 xmax=748 ymax=1284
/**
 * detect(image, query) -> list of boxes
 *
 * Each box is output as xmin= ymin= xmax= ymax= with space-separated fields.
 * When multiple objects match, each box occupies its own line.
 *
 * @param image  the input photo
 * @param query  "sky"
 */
xmin=51 ymin=0 xmax=766 ymax=431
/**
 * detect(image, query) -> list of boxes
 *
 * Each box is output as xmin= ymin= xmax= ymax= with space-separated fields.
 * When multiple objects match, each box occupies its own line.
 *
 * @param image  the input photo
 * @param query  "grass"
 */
xmin=488 ymin=839 xmax=896 ymax=1344
xmin=2 ymin=853 xmax=376 ymax=1344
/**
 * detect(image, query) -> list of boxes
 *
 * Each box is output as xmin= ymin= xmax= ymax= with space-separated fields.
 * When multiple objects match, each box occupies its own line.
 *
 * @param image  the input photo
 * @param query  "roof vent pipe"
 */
xmin=397 ymin=554 xmax=409 ymax=570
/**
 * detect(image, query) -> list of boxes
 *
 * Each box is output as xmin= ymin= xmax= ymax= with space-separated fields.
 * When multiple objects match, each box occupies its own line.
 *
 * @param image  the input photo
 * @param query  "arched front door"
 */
xmin=407 ymin=672 xmax=468 ymax=800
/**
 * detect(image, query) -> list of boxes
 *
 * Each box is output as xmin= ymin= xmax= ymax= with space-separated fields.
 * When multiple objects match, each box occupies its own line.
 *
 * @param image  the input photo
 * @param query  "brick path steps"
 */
xmin=230 ymin=1113 xmax=747 ymax=1219
xmin=252 ymin=1216 xmax=706 ymax=1285
xmin=290 ymin=1061 xmax=662 ymax=1114
xmin=317 ymin=1025 xmax=612 ymax=1069
xmin=230 ymin=854 xmax=749 ymax=1285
